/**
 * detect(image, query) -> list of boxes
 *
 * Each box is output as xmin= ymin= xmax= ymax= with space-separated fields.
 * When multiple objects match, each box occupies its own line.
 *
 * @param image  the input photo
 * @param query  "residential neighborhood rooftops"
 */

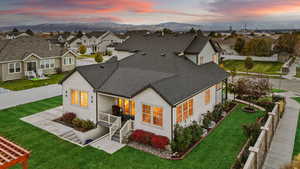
xmin=0 ymin=36 xmax=67 ymax=62
xmin=65 ymin=32 xmax=228 ymax=105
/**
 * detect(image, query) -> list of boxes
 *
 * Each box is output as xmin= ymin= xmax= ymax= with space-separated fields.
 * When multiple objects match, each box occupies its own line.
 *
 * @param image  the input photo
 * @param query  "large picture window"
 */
xmin=64 ymin=57 xmax=74 ymax=65
xmin=116 ymin=98 xmax=136 ymax=116
xmin=71 ymin=89 xmax=88 ymax=108
xmin=142 ymin=104 xmax=163 ymax=127
xmin=40 ymin=59 xmax=55 ymax=69
xmin=176 ymin=99 xmax=194 ymax=123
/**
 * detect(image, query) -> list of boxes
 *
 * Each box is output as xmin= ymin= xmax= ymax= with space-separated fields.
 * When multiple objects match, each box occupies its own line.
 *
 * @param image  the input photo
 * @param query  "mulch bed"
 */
xmin=53 ymin=119 xmax=94 ymax=133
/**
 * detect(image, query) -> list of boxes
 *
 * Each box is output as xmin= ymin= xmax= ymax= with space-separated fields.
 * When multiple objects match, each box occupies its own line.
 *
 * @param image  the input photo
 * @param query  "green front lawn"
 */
xmin=293 ymin=97 xmax=300 ymax=104
xmin=296 ymin=67 xmax=300 ymax=78
xmin=272 ymin=88 xmax=288 ymax=93
xmin=223 ymin=60 xmax=284 ymax=75
xmin=0 ymin=73 xmax=68 ymax=91
xmin=79 ymin=54 xmax=97 ymax=59
xmin=294 ymin=112 xmax=300 ymax=156
xmin=0 ymin=98 xmax=263 ymax=169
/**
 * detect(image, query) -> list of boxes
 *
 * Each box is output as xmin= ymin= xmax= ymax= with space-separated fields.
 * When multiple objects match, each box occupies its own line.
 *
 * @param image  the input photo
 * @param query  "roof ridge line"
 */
xmin=96 ymin=62 xmax=119 ymax=89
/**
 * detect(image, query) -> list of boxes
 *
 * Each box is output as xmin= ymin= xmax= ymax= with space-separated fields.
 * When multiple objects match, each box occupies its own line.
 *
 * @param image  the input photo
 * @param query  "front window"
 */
xmin=80 ymin=91 xmax=88 ymax=107
xmin=153 ymin=107 xmax=163 ymax=127
xmin=204 ymin=89 xmax=211 ymax=105
xmin=116 ymin=98 xmax=136 ymax=116
xmin=142 ymin=104 xmax=151 ymax=123
xmin=15 ymin=63 xmax=21 ymax=72
xmin=176 ymin=99 xmax=194 ymax=123
xmin=64 ymin=57 xmax=73 ymax=65
xmin=40 ymin=59 xmax=55 ymax=69
xmin=199 ymin=56 xmax=204 ymax=64
xmin=9 ymin=63 xmax=15 ymax=73
xmin=71 ymin=89 xmax=88 ymax=108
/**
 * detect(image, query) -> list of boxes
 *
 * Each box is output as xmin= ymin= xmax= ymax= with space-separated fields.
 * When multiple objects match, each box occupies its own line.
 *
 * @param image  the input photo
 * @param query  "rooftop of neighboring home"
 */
xmin=0 ymin=36 xmax=67 ymax=62
xmin=63 ymin=32 xmax=228 ymax=105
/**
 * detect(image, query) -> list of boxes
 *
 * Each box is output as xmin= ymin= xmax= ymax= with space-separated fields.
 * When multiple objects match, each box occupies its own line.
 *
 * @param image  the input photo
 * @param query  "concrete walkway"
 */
xmin=0 ymin=84 xmax=61 ymax=110
xmin=262 ymin=97 xmax=300 ymax=169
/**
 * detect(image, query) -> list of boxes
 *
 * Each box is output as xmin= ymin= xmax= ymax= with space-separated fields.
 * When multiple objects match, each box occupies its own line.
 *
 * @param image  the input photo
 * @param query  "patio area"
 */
xmin=21 ymin=106 xmax=125 ymax=154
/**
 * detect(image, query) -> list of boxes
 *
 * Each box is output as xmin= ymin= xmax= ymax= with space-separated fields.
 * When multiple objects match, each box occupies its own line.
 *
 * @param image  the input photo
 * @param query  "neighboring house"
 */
xmin=67 ymin=31 xmax=123 ymax=54
xmin=61 ymin=32 xmax=228 ymax=143
xmin=6 ymin=32 xmax=30 ymax=39
xmin=57 ymin=32 xmax=74 ymax=43
xmin=0 ymin=36 xmax=77 ymax=81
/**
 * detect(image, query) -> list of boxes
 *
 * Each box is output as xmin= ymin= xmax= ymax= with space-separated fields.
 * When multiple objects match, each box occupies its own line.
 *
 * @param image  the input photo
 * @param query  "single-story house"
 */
xmin=0 ymin=36 xmax=77 ymax=81
xmin=5 ymin=32 xmax=30 ymax=40
xmin=61 ymin=32 xmax=229 ymax=143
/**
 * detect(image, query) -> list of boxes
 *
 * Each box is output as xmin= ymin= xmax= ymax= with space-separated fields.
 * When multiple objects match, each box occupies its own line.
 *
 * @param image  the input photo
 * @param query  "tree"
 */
xmin=162 ymin=28 xmax=173 ymax=34
xmin=234 ymin=38 xmax=245 ymax=54
xmin=197 ymin=29 xmax=203 ymax=36
xmin=94 ymin=52 xmax=103 ymax=63
xmin=25 ymin=29 xmax=34 ymax=36
xmin=244 ymin=56 xmax=254 ymax=74
xmin=189 ymin=28 xmax=196 ymax=34
xmin=79 ymin=45 xmax=87 ymax=55
xmin=12 ymin=28 xmax=19 ymax=33
xmin=274 ymin=33 xmax=297 ymax=54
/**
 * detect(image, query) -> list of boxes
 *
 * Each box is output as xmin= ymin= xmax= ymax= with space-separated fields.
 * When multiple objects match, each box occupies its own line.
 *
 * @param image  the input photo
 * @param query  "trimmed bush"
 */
xmin=212 ymin=104 xmax=223 ymax=122
xmin=151 ymin=135 xmax=169 ymax=149
xmin=72 ymin=118 xmax=82 ymax=128
xmin=130 ymin=130 xmax=154 ymax=145
xmin=61 ymin=112 xmax=76 ymax=123
xmin=81 ymin=120 xmax=95 ymax=130
xmin=171 ymin=124 xmax=193 ymax=152
xmin=242 ymin=122 xmax=261 ymax=145
xmin=189 ymin=121 xmax=203 ymax=142
xmin=202 ymin=112 xmax=212 ymax=129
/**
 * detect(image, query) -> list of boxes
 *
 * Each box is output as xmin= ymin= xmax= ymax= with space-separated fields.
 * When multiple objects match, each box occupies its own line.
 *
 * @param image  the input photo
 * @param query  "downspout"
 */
xmin=96 ymin=91 xmax=99 ymax=124
xmin=171 ymin=106 xmax=174 ymax=141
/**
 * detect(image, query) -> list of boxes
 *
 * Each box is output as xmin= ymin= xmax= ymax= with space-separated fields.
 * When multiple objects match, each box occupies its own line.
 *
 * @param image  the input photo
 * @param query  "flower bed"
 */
xmin=130 ymin=130 xmax=170 ymax=150
xmin=54 ymin=112 xmax=96 ymax=132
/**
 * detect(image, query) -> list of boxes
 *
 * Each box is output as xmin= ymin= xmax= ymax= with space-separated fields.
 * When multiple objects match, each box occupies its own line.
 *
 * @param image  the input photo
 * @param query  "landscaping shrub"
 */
xmin=130 ymin=130 xmax=154 ymax=145
xmin=212 ymin=104 xmax=223 ymax=122
xmin=256 ymin=101 xmax=275 ymax=112
xmin=272 ymin=95 xmax=285 ymax=103
xmin=242 ymin=122 xmax=261 ymax=145
xmin=151 ymin=135 xmax=169 ymax=149
xmin=202 ymin=112 xmax=212 ymax=129
xmin=224 ymin=101 xmax=236 ymax=112
xmin=72 ymin=118 xmax=82 ymax=128
xmin=171 ymin=124 xmax=193 ymax=152
xmin=61 ymin=112 xmax=76 ymax=123
xmin=81 ymin=120 xmax=95 ymax=130
xmin=189 ymin=121 xmax=203 ymax=142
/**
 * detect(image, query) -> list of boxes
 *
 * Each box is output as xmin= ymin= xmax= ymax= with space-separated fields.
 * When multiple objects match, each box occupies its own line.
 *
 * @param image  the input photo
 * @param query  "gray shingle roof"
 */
xmin=71 ymin=33 xmax=228 ymax=105
xmin=184 ymin=36 xmax=209 ymax=54
xmin=0 ymin=36 xmax=66 ymax=62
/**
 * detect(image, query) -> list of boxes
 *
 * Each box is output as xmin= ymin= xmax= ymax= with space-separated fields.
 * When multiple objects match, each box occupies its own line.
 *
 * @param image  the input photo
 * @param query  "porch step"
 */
xmin=97 ymin=121 xmax=112 ymax=128
xmin=111 ymin=129 xmax=121 ymax=143
xmin=60 ymin=130 xmax=82 ymax=145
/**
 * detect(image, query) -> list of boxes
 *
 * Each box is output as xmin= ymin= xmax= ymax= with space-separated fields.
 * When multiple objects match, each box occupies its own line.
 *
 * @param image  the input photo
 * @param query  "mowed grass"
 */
xmin=294 ymin=112 xmax=300 ymax=156
xmin=296 ymin=67 xmax=300 ymax=78
xmin=0 ymin=98 xmax=263 ymax=169
xmin=223 ymin=60 xmax=284 ymax=75
xmin=0 ymin=73 xmax=68 ymax=91
xmin=293 ymin=97 xmax=300 ymax=104
xmin=272 ymin=88 xmax=288 ymax=93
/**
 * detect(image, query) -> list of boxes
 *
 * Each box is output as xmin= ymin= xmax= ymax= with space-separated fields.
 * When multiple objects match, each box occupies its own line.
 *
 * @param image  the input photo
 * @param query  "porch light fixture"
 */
xmin=91 ymin=96 xmax=93 ymax=103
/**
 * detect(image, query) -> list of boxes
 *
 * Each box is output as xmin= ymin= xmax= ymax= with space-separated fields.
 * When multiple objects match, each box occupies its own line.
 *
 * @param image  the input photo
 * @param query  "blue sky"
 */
xmin=1 ymin=0 xmax=300 ymax=26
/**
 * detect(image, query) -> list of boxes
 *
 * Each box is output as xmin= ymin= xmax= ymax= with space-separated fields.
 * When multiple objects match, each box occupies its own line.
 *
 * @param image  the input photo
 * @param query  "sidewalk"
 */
xmin=262 ymin=97 xmax=300 ymax=169
xmin=0 ymin=84 xmax=61 ymax=110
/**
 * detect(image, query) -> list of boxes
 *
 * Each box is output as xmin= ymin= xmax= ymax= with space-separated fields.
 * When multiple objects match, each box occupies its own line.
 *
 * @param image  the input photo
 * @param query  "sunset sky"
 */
xmin=1 ymin=0 xmax=300 ymax=26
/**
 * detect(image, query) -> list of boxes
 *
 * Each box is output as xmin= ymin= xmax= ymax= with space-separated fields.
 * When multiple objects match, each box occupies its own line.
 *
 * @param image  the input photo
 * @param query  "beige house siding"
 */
xmin=61 ymin=52 xmax=76 ymax=72
xmin=2 ymin=62 xmax=24 ymax=81
xmin=0 ymin=64 xmax=2 ymax=81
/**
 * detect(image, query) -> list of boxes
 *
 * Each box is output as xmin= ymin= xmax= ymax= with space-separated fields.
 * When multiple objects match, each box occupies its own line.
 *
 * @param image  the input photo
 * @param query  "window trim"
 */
xmin=64 ymin=57 xmax=74 ymax=65
xmin=70 ymin=89 xmax=89 ymax=108
xmin=40 ymin=59 xmax=55 ymax=70
xmin=141 ymin=103 xmax=164 ymax=128
xmin=204 ymin=88 xmax=211 ymax=105
xmin=8 ymin=62 xmax=22 ymax=74
xmin=176 ymin=99 xmax=194 ymax=124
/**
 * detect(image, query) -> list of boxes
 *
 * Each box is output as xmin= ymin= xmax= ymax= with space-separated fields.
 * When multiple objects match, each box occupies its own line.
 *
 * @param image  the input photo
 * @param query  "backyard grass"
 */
xmin=272 ymin=88 xmax=288 ymax=93
xmin=293 ymin=97 xmax=300 ymax=104
xmin=78 ymin=54 xmax=97 ymax=59
xmin=223 ymin=60 xmax=284 ymax=75
xmin=0 ymin=73 xmax=68 ymax=91
xmin=294 ymin=112 xmax=300 ymax=156
xmin=0 ymin=97 xmax=264 ymax=169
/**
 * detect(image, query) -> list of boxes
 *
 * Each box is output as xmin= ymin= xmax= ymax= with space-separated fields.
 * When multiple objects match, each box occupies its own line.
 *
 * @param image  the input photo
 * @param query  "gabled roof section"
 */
xmin=0 ymin=36 xmax=66 ymax=62
xmin=75 ymin=62 xmax=119 ymax=89
xmin=184 ymin=35 xmax=210 ymax=54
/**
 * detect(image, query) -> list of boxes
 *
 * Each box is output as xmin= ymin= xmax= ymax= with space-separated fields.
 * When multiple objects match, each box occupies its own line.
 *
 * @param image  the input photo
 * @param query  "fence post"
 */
xmin=249 ymin=147 xmax=259 ymax=169
xmin=261 ymin=127 xmax=269 ymax=152
xmin=268 ymin=112 xmax=275 ymax=137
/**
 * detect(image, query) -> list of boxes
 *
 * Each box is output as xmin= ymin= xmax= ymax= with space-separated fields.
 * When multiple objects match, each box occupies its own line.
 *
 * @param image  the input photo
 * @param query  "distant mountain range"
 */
xmin=1 ymin=21 xmax=300 ymax=32
xmin=0 ymin=22 xmax=205 ymax=32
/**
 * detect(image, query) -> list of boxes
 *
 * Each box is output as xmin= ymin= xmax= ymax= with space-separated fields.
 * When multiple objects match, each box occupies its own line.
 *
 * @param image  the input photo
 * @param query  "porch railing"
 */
xmin=110 ymin=119 xmax=121 ymax=140
xmin=98 ymin=112 xmax=121 ymax=126
xmin=119 ymin=119 xmax=134 ymax=143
